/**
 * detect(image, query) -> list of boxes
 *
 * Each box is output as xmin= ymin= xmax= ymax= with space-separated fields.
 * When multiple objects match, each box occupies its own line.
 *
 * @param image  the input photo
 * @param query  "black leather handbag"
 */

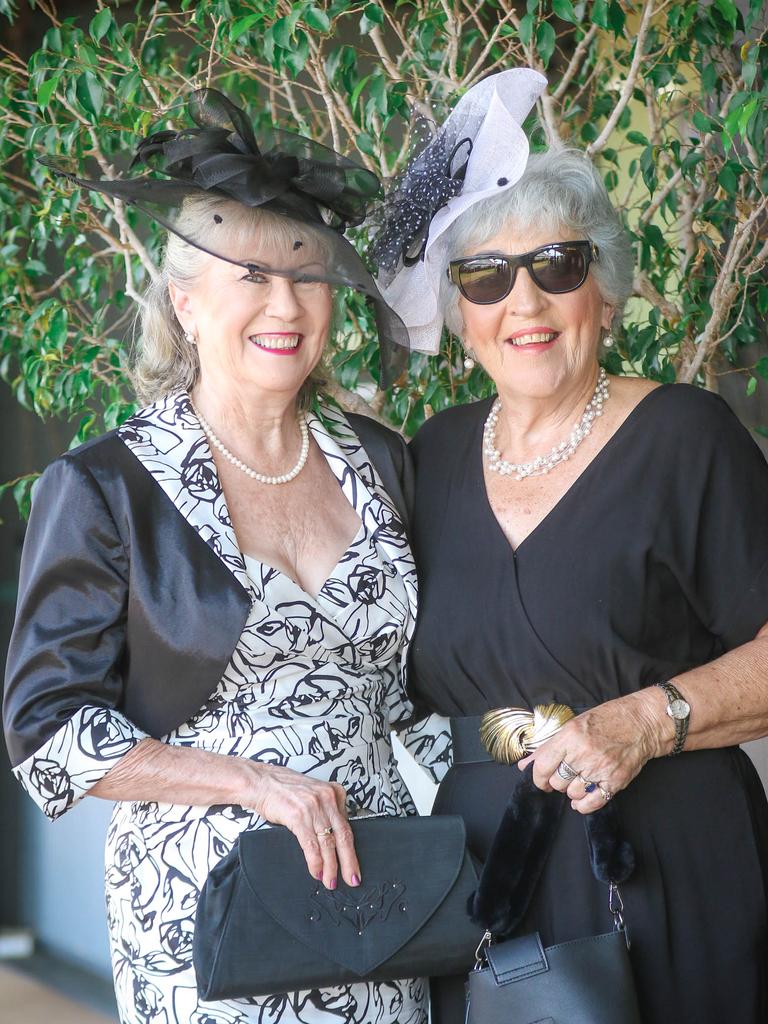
xmin=193 ymin=814 xmax=483 ymax=999
xmin=465 ymin=768 xmax=642 ymax=1024
xmin=466 ymin=908 xmax=641 ymax=1024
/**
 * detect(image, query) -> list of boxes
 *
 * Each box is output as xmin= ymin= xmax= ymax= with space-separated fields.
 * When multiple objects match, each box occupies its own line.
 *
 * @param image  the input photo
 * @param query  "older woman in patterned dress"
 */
xmin=3 ymin=93 xmax=443 ymax=1024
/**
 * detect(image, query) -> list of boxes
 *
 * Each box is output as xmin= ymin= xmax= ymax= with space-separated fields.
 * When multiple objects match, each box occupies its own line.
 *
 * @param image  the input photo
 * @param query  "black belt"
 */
xmin=450 ymin=716 xmax=493 ymax=765
xmin=450 ymin=705 xmax=592 ymax=766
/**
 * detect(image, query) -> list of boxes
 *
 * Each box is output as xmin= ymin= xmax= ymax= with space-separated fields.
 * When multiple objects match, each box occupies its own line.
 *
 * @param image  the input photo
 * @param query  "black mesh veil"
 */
xmin=39 ymin=89 xmax=409 ymax=386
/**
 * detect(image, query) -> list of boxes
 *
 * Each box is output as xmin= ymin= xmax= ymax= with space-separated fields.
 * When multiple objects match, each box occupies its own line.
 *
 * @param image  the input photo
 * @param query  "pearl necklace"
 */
xmin=192 ymin=403 xmax=310 ymax=485
xmin=484 ymin=368 xmax=610 ymax=481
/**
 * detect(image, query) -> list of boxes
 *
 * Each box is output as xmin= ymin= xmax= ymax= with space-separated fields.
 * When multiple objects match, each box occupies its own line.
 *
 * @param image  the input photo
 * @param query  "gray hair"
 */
xmin=131 ymin=195 xmax=332 ymax=407
xmin=440 ymin=146 xmax=634 ymax=337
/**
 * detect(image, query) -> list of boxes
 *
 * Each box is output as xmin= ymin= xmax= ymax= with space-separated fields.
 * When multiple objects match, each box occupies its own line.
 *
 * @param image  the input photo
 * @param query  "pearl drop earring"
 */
xmin=603 ymin=333 xmax=615 ymax=349
xmin=463 ymin=347 xmax=477 ymax=370
xmin=184 ymin=330 xmax=197 ymax=345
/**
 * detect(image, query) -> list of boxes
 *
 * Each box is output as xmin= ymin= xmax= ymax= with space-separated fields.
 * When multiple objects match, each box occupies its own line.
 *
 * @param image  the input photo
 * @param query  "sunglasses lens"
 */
xmin=531 ymin=245 xmax=587 ymax=293
xmin=458 ymin=258 xmax=512 ymax=303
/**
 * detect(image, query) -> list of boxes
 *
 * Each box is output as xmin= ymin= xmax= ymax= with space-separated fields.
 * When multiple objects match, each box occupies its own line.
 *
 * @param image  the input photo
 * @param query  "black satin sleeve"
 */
xmin=3 ymin=454 xmax=142 ymax=770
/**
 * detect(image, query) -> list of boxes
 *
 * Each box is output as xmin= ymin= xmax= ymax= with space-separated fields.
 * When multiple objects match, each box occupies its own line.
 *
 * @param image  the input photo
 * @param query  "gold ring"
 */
xmin=480 ymin=704 xmax=575 ymax=764
xmin=316 ymin=826 xmax=334 ymax=837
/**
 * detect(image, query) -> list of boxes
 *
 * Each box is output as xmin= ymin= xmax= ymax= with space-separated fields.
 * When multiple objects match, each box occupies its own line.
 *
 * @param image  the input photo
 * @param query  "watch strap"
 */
xmin=655 ymin=681 xmax=689 ymax=756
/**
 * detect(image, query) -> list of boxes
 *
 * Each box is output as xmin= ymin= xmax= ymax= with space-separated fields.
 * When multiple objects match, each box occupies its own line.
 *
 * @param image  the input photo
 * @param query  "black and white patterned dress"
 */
xmin=13 ymin=392 xmax=449 ymax=1024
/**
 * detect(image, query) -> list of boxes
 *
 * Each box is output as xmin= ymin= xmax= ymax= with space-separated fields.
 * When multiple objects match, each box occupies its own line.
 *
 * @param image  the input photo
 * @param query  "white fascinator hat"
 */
xmin=370 ymin=68 xmax=548 ymax=355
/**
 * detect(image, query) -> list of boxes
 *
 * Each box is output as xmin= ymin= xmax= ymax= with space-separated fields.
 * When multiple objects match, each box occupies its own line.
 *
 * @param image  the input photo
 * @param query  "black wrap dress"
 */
xmin=409 ymin=383 xmax=768 ymax=1024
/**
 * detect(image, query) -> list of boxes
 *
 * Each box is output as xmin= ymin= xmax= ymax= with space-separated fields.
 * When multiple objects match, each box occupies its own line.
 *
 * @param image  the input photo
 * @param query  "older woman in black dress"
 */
xmin=375 ymin=72 xmax=768 ymax=1024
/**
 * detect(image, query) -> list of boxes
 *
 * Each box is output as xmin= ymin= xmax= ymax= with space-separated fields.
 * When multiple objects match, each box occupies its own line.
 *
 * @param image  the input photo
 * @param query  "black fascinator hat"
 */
xmin=40 ymin=88 xmax=409 ymax=385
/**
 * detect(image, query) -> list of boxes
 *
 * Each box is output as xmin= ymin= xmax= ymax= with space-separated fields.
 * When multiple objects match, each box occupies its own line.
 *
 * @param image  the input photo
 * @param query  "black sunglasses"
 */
xmin=447 ymin=240 xmax=599 ymax=305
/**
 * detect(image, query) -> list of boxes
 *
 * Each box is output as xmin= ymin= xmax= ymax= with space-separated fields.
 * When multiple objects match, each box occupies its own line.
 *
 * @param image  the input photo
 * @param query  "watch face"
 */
xmin=668 ymin=698 xmax=690 ymax=720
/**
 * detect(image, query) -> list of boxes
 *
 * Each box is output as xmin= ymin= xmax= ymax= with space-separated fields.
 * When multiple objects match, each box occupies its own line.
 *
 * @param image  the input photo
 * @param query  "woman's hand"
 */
xmin=517 ymin=691 xmax=669 ymax=814
xmin=248 ymin=762 xmax=360 ymax=890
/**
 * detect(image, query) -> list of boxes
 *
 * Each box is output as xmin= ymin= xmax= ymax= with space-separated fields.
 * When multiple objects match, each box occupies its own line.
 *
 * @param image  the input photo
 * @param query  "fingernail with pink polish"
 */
xmin=351 ymin=873 xmax=360 ymax=886
xmin=315 ymin=872 xmax=324 ymax=881
xmin=329 ymin=877 xmax=337 ymax=890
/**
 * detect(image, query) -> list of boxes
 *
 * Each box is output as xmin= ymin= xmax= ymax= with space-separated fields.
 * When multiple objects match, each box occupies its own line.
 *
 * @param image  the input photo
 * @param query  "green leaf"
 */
xmin=552 ymin=0 xmax=577 ymax=22
xmin=754 ymin=356 xmax=768 ymax=380
xmin=536 ymin=21 xmax=557 ymax=66
xmin=284 ymin=30 xmax=309 ymax=77
xmin=738 ymin=96 xmax=759 ymax=135
xmin=304 ymin=6 xmax=331 ymax=32
xmin=77 ymin=42 xmax=99 ymax=67
xmin=13 ymin=475 xmax=35 ymax=520
xmin=356 ymin=131 xmax=375 ymax=157
xmin=350 ymin=74 xmax=371 ymax=113
xmin=714 ymin=0 xmax=738 ymax=27
xmin=717 ymin=162 xmax=740 ymax=193
xmin=116 ymin=68 xmax=141 ymax=101
xmin=272 ymin=16 xmax=293 ymax=48
xmin=89 ymin=8 xmax=112 ymax=42
xmin=701 ymin=61 xmax=718 ymax=94
xmin=607 ymin=0 xmax=625 ymax=34
xmin=681 ymin=150 xmax=704 ymax=179
xmin=692 ymin=110 xmax=716 ymax=134
xmin=360 ymin=3 xmax=384 ymax=33
xmin=36 ymin=74 xmax=61 ymax=108
xmin=746 ymin=375 xmax=757 ymax=396
xmin=75 ymin=71 xmax=104 ymax=118
xmin=580 ymin=120 xmax=597 ymax=142
xmin=742 ymin=57 xmax=758 ymax=89
xmin=591 ymin=0 xmax=608 ymax=29
xmin=42 ymin=27 xmax=62 ymax=52
xmin=48 ymin=306 xmax=68 ymax=349
xmin=365 ymin=74 xmax=388 ymax=119
xmin=626 ymin=130 xmax=649 ymax=146
xmin=230 ymin=13 xmax=261 ymax=41
xmin=518 ymin=12 xmax=534 ymax=45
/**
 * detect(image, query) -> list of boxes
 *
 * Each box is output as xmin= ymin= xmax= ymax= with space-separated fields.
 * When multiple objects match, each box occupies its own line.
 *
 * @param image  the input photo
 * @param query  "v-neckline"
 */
xmin=242 ymin=521 xmax=366 ymax=604
xmin=210 ymin=410 xmax=366 ymax=602
xmin=477 ymin=383 xmax=671 ymax=558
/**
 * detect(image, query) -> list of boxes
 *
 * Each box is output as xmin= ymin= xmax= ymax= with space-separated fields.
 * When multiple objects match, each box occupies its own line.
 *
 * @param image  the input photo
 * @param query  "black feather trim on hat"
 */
xmin=38 ymin=88 xmax=410 ymax=385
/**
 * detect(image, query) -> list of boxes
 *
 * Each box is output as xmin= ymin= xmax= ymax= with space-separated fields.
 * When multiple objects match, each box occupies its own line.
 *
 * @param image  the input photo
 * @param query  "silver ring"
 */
xmin=556 ymin=760 xmax=579 ymax=782
xmin=316 ymin=826 xmax=334 ymax=837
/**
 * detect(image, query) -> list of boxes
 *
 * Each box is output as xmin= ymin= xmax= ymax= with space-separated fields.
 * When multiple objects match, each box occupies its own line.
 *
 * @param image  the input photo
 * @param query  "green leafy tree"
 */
xmin=1 ymin=0 xmax=766 ymax=512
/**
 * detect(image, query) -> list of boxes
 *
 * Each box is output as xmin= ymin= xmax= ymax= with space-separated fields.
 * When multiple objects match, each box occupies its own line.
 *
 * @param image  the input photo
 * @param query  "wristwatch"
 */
xmin=655 ymin=681 xmax=691 ymax=756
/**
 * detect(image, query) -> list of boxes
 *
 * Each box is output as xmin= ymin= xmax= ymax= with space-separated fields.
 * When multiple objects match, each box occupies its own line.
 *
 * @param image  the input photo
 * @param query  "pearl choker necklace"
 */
xmin=484 ymin=368 xmax=610 ymax=481
xmin=192 ymin=403 xmax=310 ymax=485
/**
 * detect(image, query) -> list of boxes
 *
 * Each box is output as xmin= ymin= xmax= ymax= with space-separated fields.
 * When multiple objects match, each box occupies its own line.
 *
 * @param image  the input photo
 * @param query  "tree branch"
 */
xmin=324 ymin=379 xmax=390 ymax=426
xmin=369 ymin=26 xmax=401 ymax=81
xmin=460 ymin=6 xmax=520 ymax=89
xmin=587 ymin=0 xmax=655 ymax=157
xmin=553 ymin=24 xmax=598 ymax=100
xmin=680 ymin=196 xmax=768 ymax=383
xmin=31 ymin=267 xmax=76 ymax=300
xmin=633 ymin=271 xmax=681 ymax=321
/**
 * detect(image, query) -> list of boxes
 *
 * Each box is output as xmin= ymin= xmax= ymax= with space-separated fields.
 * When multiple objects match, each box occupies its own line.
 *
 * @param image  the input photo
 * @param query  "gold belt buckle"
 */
xmin=479 ymin=703 xmax=575 ymax=764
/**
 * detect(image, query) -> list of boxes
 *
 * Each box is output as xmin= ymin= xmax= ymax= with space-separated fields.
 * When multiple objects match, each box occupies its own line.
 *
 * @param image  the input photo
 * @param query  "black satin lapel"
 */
xmin=86 ymin=436 xmax=251 ymax=738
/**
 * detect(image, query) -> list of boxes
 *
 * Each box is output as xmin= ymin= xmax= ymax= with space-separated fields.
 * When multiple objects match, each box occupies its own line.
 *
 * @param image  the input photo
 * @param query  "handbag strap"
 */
xmin=470 ymin=764 xmax=635 ymax=942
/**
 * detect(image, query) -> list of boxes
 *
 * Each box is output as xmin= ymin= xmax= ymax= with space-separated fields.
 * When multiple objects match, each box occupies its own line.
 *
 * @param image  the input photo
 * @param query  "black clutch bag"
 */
xmin=193 ymin=814 xmax=483 ymax=1000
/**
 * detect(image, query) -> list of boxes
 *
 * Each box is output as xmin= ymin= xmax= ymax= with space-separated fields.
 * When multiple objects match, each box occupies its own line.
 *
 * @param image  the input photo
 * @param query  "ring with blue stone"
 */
xmin=579 ymin=776 xmax=598 ymax=794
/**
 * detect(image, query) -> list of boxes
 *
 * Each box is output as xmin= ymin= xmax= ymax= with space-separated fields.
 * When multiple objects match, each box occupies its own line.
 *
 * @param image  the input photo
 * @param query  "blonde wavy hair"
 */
xmin=131 ymin=195 xmax=332 ymax=407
